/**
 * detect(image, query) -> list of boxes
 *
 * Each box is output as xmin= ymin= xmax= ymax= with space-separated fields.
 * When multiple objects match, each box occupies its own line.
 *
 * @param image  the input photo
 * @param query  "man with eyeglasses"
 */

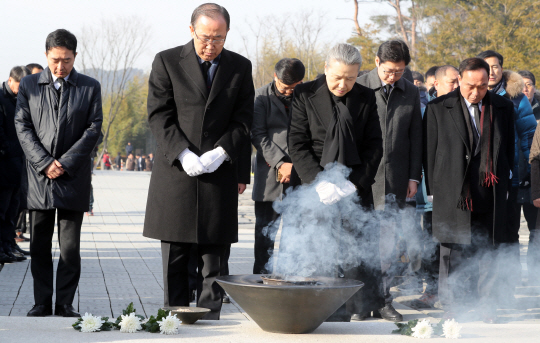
xmin=357 ymin=40 xmax=422 ymax=322
xmin=143 ymin=3 xmax=254 ymax=320
xmin=251 ymin=58 xmax=304 ymax=275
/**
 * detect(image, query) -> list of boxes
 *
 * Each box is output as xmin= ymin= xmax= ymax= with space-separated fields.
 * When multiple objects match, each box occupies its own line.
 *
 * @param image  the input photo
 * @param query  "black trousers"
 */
xmin=438 ymin=211 xmax=499 ymax=311
xmin=161 ymin=242 xmax=226 ymax=320
xmin=253 ymin=201 xmax=280 ymax=274
xmin=420 ymin=211 xmax=440 ymax=295
xmin=30 ymin=209 xmax=84 ymax=306
xmin=0 ymin=187 xmax=19 ymax=247
xmin=188 ymin=245 xmax=230 ymax=293
xmin=16 ymin=209 xmax=31 ymax=234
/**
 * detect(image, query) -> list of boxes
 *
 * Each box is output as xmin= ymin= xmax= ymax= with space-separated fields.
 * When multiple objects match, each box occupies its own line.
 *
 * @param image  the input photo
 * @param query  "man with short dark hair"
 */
xmin=143 ymin=3 xmax=254 ymax=320
xmin=26 ymin=63 xmax=44 ymax=74
xmin=411 ymin=70 xmax=424 ymax=88
xmin=519 ymin=70 xmax=540 ymax=120
xmin=412 ymin=70 xmax=428 ymax=109
xmin=425 ymin=65 xmax=439 ymax=96
xmin=357 ymin=40 xmax=422 ymax=322
xmin=432 ymin=65 xmax=459 ymax=100
xmin=423 ymin=57 xmax=514 ymax=323
xmin=251 ymin=58 xmax=304 ymax=274
xmin=16 ymin=29 xmax=103 ymax=317
xmin=477 ymin=50 xmax=536 ymax=301
xmin=0 ymin=66 xmax=31 ymax=263
xmin=125 ymin=141 xmax=133 ymax=156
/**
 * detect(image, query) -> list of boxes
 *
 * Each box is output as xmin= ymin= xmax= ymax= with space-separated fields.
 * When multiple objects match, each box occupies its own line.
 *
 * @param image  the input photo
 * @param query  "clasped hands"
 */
xmin=315 ymin=180 xmax=357 ymax=205
xmin=45 ymin=160 xmax=65 ymax=179
xmin=179 ymin=147 xmax=227 ymax=177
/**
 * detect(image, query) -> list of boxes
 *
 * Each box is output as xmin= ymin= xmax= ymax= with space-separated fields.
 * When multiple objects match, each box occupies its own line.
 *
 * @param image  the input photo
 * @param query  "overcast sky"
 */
xmin=0 ymin=0 xmax=394 ymax=76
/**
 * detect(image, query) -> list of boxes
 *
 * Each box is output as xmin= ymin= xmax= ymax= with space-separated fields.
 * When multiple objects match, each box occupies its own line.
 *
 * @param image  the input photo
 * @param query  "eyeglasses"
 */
xmin=194 ymin=31 xmax=226 ymax=46
xmin=380 ymin=67 xmax=405 ymax=76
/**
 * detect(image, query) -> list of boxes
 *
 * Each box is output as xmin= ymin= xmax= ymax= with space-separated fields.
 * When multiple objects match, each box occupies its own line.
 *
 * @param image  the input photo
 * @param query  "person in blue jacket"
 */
xmin=477 ymin=50 xmax=537 ymax=303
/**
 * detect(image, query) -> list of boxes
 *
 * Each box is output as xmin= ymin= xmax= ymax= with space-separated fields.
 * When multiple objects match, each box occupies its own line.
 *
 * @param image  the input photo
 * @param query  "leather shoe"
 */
xmin=4 ymin=248 xmax=25 ymax=262
xmin=12 ymin=244 xmax=30 ymax=256
xmin=222 ymin=293 xmax=231 ymax=304
xmin=373 ymin=304 xmax=403 ymax=322
xmin=10 ymin=250 xmax=27 ymax=261
xmin=27 ymin=304 xmax=52 ymax=317
xmin=55 ymin=304 xmax=80 ymax=317
xmin=351 ymin=312 xmax=370 ymax=321
xmin=0 ymin=251 xmax=17 ymax=263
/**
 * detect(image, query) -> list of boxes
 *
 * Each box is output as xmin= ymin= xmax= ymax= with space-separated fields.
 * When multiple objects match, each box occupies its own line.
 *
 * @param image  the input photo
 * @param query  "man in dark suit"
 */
xmin=143 ymin=3 xmax=254 ymax=320
xmin=15 ymin=29 xmax=103 ymax=317
xmin=0 ymin=66 xmax=31 ymax=263
xmin=251 ymin=58 xmax=304 ymax=274
xmin=289 ymin=43 xmax=384 ymax=321
xmin=357 ymin=40 xmax=423 ymax=322
xmin=423 ymin=58 xmax=515 ymax=323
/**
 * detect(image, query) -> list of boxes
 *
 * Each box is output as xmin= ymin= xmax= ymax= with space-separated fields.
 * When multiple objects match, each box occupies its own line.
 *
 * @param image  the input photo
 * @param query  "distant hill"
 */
xmin=78 ymin=68 xmax=145 ymax=90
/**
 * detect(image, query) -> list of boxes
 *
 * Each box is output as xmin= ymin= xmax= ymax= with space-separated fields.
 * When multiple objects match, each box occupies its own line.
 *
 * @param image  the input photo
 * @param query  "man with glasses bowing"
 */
xmin=143 ymin=3 xmax=254 ymax=319
xmin=357 ymin=40 xmax=423 ymax=322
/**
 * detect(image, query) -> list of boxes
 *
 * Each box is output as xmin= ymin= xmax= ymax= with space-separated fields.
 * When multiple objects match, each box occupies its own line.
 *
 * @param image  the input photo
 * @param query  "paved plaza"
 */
xmin=0 ymin=170 xmax=540 ymax=342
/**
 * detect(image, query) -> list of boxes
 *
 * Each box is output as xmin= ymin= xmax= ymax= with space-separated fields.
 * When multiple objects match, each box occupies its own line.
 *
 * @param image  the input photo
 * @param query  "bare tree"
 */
xmin=78 ymin=16 xmax=151 ymax=169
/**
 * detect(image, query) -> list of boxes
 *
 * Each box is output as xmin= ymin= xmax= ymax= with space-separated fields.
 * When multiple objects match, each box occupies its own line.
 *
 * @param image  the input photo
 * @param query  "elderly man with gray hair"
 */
xmin=288 ymin=43 xmax=384 ymax=321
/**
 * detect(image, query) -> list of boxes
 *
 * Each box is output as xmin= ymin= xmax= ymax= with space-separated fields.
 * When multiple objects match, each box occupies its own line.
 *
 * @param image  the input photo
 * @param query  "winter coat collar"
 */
xmin=38 ymin=67 xmax=79 ymax=87
xmin=492 ymin=70 xmax=525 ymax=99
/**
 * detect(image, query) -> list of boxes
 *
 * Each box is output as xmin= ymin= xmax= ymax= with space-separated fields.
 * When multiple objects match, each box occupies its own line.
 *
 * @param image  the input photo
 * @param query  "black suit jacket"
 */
xmin=143 ymin=41 xmax=254 ymax=244
xmin=423 ymin=88 xmax=515 ymax=244
xmin=288 ymin=76 xmax=383 ymax=197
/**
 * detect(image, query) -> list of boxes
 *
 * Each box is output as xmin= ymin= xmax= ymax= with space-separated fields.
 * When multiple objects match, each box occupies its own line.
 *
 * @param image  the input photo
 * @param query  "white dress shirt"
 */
xmin=463 ymin=98 xmax=482 ymax=137
xmin=51 ymin=73 xmax=70 ymax=90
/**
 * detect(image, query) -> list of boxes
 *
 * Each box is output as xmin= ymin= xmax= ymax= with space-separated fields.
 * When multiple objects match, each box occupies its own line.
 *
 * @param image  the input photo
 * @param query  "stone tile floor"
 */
xmin=1 ymin=170 xmax=539 ymax=324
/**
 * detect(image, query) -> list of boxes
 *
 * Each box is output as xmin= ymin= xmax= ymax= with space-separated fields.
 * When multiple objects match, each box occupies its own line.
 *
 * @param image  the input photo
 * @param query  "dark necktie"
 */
xmin=471 ymin=103 xmax=481 ymax=153
xmin=57 ymin=78 xmax=65 ymax=96
xmin=383 ymin=84 xmax=392 ymax=101
xmin=201 ymin=61 xmax=212 ymax=90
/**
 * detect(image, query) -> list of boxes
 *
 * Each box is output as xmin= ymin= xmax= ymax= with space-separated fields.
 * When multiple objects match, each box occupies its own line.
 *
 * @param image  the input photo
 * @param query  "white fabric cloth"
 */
xmin=315 ymin=180 xmax=356 ymax=205
xmin=178 ymin=148 xmax=206 ymax=176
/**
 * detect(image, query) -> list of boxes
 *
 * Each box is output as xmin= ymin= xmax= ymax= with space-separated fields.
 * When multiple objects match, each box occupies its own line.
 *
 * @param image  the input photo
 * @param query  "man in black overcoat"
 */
xmin=288 ymin=43 xmax=384 ymax=321
xmin=423 ymin=58 xmax=515 ymax=323
xmin=143 ymin=3 xmax=254 ymax=319
xmin=0 ymin=66 xmax=31 ymax=263
xmin=15 ymin=29 xmax=103 ymax=317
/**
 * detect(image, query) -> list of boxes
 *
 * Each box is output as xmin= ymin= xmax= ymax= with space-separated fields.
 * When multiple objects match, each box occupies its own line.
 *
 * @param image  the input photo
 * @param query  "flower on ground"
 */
xmin=80 ymin=312 xmax=105 ymax=333
xmin=442 ymin=319 xmax=462 ymax=339
xmin=411 ymin=319 xmax=433 ymax=339
xmin=119 ymin=312 xmax=142 ymax=333
xmin=157 ymin=311 xmax=181 ymax=335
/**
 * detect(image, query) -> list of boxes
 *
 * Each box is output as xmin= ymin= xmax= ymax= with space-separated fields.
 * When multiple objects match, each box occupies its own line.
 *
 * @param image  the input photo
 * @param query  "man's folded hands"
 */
xmin=178 ymin=147 xmax=228 ymax=176
xmin=315 ymin=180 xmax=357 ymax=205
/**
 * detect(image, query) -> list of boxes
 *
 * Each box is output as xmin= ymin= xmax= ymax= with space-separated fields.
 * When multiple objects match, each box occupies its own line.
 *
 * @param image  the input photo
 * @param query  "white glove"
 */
xmin=178 ymin=148 xmax=205 ymax=177
xmin=336 ymin=181 xmax=357 ymax=198
xmin=199 ymin=147 xmax=227 ymax=173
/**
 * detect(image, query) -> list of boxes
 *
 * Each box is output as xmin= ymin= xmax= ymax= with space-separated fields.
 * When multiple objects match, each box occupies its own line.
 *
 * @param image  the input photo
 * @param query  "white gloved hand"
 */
xmin=336 ymin=181 xmax=357 ymax=198
xmin=178 ymin=148 xmax=205 ymax=177
xmin=315 ymin=180 xmax=342 ymax=205
xmin=199 ymin=146 xmax=227 ymax=173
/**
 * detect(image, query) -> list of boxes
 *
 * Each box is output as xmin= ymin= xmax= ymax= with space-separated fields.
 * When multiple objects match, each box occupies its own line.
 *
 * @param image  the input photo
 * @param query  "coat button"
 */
xmin=466 ymin=155 xmax=469 ymax=160
xmin=203 ymin=132 xmax=209 ymax=137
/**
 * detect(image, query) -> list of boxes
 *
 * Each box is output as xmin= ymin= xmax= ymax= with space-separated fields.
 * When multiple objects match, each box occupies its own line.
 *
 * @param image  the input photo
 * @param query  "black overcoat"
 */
xmin=15 ymin=68 xmax=103 ymax=212
xmin=0 ymin=82 xmax=24 ymax=188
xmin=357 ymin=68 xmax=423 ymax=209
xmin=288 ymin=76 xmax=383 ymax=199
xmin=423 ymin=89 xmax=515 ymax=244
xmin=143 ymin=41 xmax=254 ymax=244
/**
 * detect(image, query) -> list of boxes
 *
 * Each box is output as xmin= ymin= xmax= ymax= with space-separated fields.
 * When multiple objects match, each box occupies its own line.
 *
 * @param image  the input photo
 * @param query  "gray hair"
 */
xmin=191 ymin=3 xmax=230 ymax=30
xmin=325 ymin=43 xmax=362 ymax=68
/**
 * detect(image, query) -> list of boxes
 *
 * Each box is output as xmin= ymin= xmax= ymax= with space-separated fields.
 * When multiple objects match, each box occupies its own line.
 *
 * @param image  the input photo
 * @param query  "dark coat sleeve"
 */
xmin=236 ymin=138 xmax=252 ymax=184
xmin=409 ymin=87 xmax=423 ymax=181
xmin=423 ymin=103 xmax=437 ymax=196
xmin=349 ymin=90 xmax=383 ymax=190
xmin=288 ymin=88 xmax=323 ymax=184
xmin=147 ymin=52 xmax=192 ymax=166
xmin=58 ymin=83 xmax=103 ymax=175
xmin=15 ymin=79 xmax=55 ymax=173
xmin=215 ymin=61 xmax=255 ymax=162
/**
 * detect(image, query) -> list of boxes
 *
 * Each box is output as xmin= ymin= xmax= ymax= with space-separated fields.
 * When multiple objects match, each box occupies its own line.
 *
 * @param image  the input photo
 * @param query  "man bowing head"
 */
xmin=143 ymin=3 xmax=254 ymax=319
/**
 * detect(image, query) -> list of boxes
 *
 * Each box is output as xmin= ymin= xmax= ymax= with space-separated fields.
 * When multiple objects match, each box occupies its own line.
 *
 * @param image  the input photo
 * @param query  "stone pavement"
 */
xmin=1 ymin=170 xmax=540 ymax=342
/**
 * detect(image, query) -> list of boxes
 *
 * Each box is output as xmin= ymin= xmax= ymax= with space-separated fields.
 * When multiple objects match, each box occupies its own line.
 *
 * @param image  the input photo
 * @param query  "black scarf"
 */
xmin=320 ymin=91 xmax=362 ymax=168
xmin=458 ymin=91 xmax=498 ymax=211
xmin=272 ymin=81 xmax=292 ymax=110
xmin=4 ymin=81 xmax=16 ymax=104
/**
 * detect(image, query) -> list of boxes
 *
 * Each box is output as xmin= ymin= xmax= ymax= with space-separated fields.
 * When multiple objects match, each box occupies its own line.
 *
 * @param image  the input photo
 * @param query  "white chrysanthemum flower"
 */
xmin=157 ymin=312 xmax=181 ymax=335
xmin=442 ymin=319 xmax=462 ymax=339
xmin=119 ymin=312 xmax=142 ymax=333
xmin=411 ymin=319 xmax=433 ymax=339
xmin=80 ymin=312 xmax=104 ymax=333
